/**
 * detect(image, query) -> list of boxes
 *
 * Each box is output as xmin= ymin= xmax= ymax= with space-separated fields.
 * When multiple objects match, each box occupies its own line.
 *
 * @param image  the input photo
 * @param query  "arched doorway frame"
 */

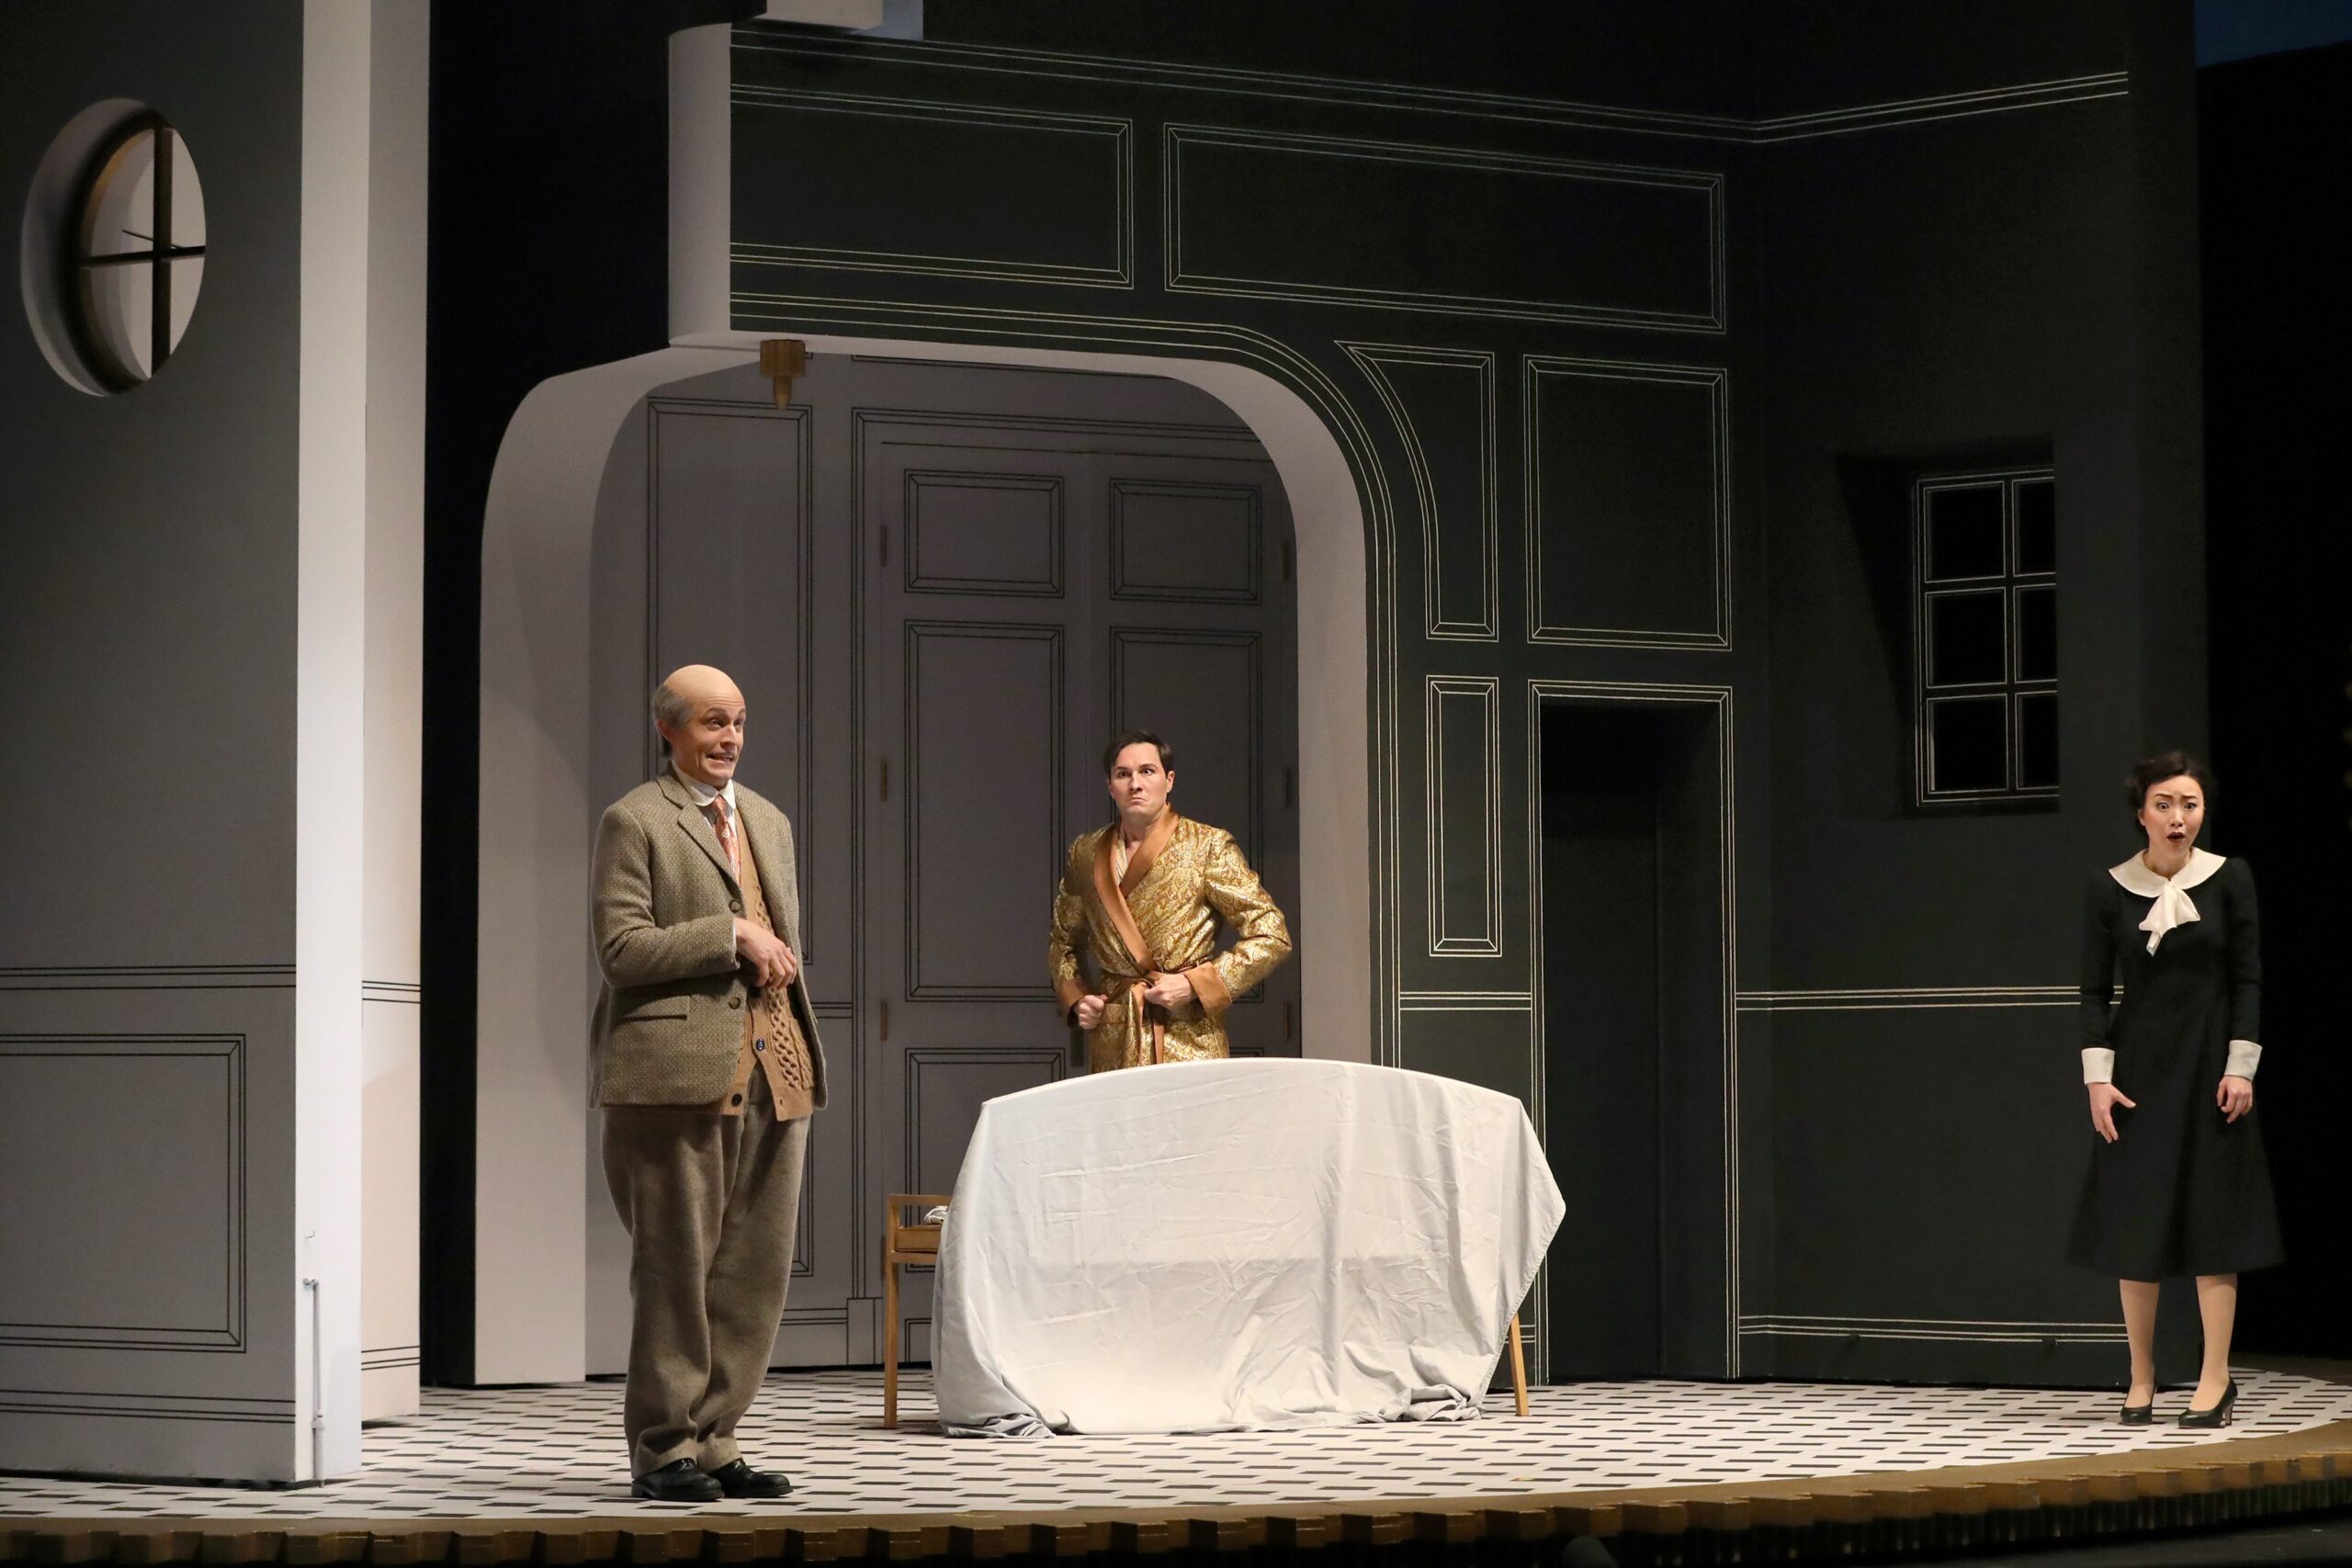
xmin=469 ymin=310 xmax=1397 ymax=1382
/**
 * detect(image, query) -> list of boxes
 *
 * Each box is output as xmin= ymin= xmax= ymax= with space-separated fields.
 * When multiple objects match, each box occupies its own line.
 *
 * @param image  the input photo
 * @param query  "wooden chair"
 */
xmin=1507 ymin=1311 xmax=1530 ymax=1416
xmin=881 ymin=1192 xmax=953 ymax=1429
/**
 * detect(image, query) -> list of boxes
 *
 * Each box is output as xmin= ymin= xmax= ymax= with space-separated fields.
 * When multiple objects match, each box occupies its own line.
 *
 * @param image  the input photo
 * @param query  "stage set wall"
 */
xmin=0 ymin=2 xmax=424 ymax=1480
xmin=1747 ymin=6 xmax=2211 ymax=1380
xmin=424 ymin=0 xmax=2214 ymax=1393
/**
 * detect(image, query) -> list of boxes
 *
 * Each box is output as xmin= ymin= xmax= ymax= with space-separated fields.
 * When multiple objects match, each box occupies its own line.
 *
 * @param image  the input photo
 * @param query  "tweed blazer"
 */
xmin=589 ymin=772 xmax=829 ymax=1110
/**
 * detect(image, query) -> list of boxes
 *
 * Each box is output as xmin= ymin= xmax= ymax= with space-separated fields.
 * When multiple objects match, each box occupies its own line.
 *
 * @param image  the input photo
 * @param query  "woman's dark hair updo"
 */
xmin=2126 ymin=751 xmax=2215 ymax=819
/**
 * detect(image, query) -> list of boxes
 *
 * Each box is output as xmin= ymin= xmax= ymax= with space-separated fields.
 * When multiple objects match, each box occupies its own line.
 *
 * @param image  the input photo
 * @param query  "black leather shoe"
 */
xmin=705 ymin=1459 xmax=793 ymax=1499
xmin=2179 ymin=1377 xmax=2239 ymax=1428
xmin=632 ymin=1457 xmax=722 ymax=1503
xmin=2120 ymin=1399 xmax=2154 ymax=1426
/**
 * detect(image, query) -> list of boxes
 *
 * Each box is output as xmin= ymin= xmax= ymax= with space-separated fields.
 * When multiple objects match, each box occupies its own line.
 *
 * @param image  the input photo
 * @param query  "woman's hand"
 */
xmin=2088 ymin=1082 xmax=2136 ymax=1143
xmin=2216 ymin=1074 xmax=2255 ymax=1122
xmin=1073 ymin=993 xmax=1107 ymax=1031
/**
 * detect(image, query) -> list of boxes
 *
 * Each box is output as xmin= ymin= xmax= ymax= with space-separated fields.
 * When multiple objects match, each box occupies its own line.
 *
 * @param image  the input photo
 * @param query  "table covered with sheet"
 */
xmin=932 ymin=1057 xmax=1565 ymax=1436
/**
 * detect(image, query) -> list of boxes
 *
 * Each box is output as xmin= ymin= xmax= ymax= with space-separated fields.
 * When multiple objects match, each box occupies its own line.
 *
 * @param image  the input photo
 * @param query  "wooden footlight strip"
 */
xmin=16 ymin=1419 xmax=2352 ymax=1563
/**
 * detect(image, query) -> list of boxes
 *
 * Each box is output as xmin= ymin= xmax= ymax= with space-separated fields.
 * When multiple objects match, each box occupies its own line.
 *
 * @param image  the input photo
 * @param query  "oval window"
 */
xmin=19 ymin=103 xmax=208 ymax=395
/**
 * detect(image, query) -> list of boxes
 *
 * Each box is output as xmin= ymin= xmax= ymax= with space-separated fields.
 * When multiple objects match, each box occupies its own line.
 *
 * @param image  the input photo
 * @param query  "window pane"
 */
xmin=71 ymin=121 xmax=205 ymax=387
xmin=166 ymin=256 xmax=202 ymax=355
xmin=84 ymin=259 xmax=154 ymax=379
xmin=1925 ymin=484 xmax=2004 ymax=581
xmin=1928 ymin=589 xmax=2006 ymax=686
xmin=167 ymin=131 xmax=207 ymax=248
xmin=1928 ymin=696 xmax=2008 ymax=794
xmin=2015 ymin=584 xmax=2057 ymax=682
xmin=2013 ymin=478 xmax=2055 ymax=575
xmin=83 ymin=127 xmax=156 ymax=261
xmin=2017 ymin=693 xmax=2059 ymax=790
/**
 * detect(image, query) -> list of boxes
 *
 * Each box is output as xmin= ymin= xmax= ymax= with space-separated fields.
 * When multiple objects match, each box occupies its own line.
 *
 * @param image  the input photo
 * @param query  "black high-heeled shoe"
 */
xmin=2120 ymin=1397 xmax=2154 ymax=1425
xmin=2178 ymin=1377 xmax=2240 ymax=1428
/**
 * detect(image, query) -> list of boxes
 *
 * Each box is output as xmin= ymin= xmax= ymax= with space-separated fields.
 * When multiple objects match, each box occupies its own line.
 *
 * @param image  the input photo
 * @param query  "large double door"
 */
xmin=625 ymin=355 xmax=1298 ymax=1371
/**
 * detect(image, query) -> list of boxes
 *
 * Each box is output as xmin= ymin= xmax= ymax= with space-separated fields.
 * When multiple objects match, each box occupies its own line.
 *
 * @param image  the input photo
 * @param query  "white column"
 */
xmin=360 ymin=0 xmax=428 ymax=1423
xmin=297 ymin=0 xmax=373 ymax=1479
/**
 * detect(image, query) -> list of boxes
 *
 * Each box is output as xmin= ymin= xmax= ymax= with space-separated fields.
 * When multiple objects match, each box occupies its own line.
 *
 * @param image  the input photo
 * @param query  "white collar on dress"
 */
xmin=2109 ymin=846 xmax=2224 ymax=954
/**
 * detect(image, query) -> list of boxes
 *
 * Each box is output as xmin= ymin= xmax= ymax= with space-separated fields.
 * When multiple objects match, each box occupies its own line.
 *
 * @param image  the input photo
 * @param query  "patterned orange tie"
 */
xmin=709 ymin=795 xmax=739 ymax=878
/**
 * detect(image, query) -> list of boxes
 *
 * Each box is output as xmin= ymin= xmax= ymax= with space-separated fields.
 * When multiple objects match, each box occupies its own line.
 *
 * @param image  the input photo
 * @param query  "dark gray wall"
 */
xmin=413 ymin=1 xmax=2213 ymax=1385
xmin=712 ymin=1 xmax=2199 ymax=1385
xmin=1749 ymin=2 xmax=2209 ymax=1382
xmin=0 ymin=4 xmax=305 ymax=1473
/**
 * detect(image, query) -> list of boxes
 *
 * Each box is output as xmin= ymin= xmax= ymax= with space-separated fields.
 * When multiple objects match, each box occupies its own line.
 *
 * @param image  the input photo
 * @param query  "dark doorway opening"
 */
xmin=1538 ymin=693 xmax=1731 ymax=1381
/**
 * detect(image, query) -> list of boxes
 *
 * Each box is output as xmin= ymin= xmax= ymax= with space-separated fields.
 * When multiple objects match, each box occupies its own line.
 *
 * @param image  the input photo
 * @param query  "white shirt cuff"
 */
xmin=2224 ymin=1040 xmax=2261 ymax=1079
xmin=2082 ymin=1047 xmax=2115 ymax=1085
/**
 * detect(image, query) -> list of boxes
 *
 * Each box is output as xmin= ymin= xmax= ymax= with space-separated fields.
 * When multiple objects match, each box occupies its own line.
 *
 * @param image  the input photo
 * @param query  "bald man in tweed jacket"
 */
xmin=592 ymin=665 xmax=828 ymax=1503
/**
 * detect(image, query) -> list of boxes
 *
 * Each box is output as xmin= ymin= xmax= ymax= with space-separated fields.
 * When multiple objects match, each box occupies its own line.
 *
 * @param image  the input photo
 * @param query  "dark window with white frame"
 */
xmin=1913 ymin=468 xmax=2057 ymax=804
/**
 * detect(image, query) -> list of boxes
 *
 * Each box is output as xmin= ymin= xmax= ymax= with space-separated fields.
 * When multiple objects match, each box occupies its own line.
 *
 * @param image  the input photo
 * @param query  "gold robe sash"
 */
xmin=1092 ymin=807 xmax=1182 ymax=1064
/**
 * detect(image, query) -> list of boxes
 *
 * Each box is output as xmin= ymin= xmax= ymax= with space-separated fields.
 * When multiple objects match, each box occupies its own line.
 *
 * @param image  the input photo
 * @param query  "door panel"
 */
xmin=905 ymin=472 xmax=1065 ymax=596
xmin=902 ymin=622 xmax=1066 ymax=999
xmin=1094 ymin=448 xmax=1297 ymax=1055
xmin=631 ymin=356 xmax=1298 ymax=1368
xmin=640 ymin=398 xmax=860 ymax=1369
xmin=1110 ymin=627 xmax=1261 ymax=874
xmin=647 ymin=400 xmax=808 ymax=825
xmin=1110 ymin=479 xmax=1262 ymax=604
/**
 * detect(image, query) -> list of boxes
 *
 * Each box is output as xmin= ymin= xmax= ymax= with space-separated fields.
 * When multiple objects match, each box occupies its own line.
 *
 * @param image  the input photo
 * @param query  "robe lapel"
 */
xmin=1121 ymin=807 xmax=1176 ymax=897
xmin=1092 ymin=810 xmax=1177 ymax=972
xmin=1091 ymin=811 xmax=1182 ymax=1066
xmin=1091 ymin=827 xmax=1153 ymax=973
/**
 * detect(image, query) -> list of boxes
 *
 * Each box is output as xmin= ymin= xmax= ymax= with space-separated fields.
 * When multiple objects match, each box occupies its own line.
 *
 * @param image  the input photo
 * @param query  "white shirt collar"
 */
xmin=672 ymin=765 xmax=737 ymax=817
xmin=2109 ymin=847 xmax=2223 ymax=953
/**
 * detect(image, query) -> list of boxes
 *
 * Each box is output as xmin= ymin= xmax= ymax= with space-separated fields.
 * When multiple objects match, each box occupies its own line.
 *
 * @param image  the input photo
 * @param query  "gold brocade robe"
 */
xmin=1048 ymin=810 xmax=1293 ymax=1073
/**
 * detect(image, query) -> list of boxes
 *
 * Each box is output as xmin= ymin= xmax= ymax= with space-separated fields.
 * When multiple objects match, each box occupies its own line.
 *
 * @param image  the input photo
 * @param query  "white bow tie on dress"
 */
xmin=2137 ymin=878 xmax=2200 ymax=954
xmin=2109 ymin=847 xmax=2224 ymax=954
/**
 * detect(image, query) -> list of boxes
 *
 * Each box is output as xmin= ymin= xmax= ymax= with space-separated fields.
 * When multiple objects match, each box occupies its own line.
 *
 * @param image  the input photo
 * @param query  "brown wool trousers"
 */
xmin=601 ymin=1072 xmax=810 ymax=1478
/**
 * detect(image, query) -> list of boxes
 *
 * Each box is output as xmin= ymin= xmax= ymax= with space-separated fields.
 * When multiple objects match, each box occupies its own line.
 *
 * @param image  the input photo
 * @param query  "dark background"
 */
xmin=2197 ymin=38 xmax=2352 ymax=1359
xmin=421 ymin=0 xmax=756 ymax=1385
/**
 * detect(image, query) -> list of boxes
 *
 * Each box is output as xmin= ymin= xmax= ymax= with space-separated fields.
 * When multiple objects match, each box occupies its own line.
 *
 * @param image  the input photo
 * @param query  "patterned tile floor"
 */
xmin=1 ymin=1367 xmax=2345 ymax=1521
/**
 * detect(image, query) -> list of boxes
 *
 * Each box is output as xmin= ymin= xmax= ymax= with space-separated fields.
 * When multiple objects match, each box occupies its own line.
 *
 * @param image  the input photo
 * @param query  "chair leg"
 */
xmin=883 ymin=1255 xmax=900 ymax=1430
xmin=1508 ymin=1312 xmax=1530 ymax=1417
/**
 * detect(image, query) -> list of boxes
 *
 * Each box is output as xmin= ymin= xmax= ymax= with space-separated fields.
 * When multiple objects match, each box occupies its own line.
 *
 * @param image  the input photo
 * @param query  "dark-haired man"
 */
xmin=1047 ymin=730 xmax=1292 ymax=1072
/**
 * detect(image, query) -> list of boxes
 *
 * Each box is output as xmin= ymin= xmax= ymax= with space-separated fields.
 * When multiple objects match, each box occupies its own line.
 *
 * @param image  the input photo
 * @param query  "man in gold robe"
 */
xmin=1049 ymin=731 xmax=1292 ymax=1072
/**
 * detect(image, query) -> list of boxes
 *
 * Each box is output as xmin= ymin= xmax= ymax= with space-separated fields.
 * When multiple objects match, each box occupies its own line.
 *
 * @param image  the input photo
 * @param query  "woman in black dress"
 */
xmin=2070 ymin=751 xmax=2280 ymax=1427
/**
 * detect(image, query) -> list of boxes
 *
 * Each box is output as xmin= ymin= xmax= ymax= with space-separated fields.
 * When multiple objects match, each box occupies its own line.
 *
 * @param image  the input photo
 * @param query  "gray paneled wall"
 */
xmin=582 ymin=356 xmax=1301 ymax=1371
xmin=714 ymin=5 xmax=2199 ymax=1388
xmin=0 ymin=6 xmax=307 ymax=1481
xmin=1342 ymin=345 xmax=1498 ymax=641
xmin=0 ymin=2 xmax=395 ymax=1480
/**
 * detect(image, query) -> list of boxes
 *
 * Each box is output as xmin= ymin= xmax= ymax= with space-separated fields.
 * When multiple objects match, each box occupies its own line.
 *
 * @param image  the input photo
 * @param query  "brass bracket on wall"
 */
xmin=759 ymin=337 xmax=808 ymax=407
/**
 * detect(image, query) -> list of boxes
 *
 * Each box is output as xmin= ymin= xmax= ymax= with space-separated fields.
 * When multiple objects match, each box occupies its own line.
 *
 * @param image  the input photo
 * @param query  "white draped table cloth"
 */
xmin=932 ymin=1057 xmax=1565 ymax=1437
